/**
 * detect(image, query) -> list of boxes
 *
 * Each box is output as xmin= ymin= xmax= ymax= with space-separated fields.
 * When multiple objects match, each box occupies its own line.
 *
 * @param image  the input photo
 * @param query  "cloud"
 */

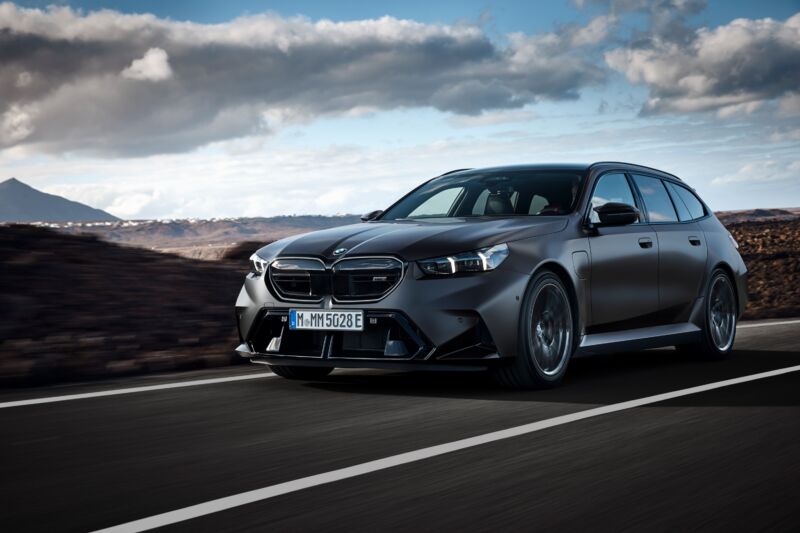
xmin=576 ymin=0 xmax=706 ymax=42
xmin=446 ymin=109 xmax=537 ymax=127
xmin=570 ymin=14 xmax=617 ymax=46
xmin=121 ymin=48 xmax=173 ymax=81
xmin=779 ymin=93 xmax=800 ymax=116
xmin=606 ymin=13 xmax=800 ymax=116
xmin=0 ymin=2 xmax=607 ymax=157
xmin=712 ymin=160 xmax=800 ymax=186
xmin=0 ymin=104 xmax=34 ymax=143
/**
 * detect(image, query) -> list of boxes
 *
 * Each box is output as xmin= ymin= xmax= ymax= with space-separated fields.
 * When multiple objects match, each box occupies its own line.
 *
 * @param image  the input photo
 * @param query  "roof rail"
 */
xmin=589 ymin=161 xmax=683 ymax=181
xmin=439 ymin=168 xmax=472 ymax=176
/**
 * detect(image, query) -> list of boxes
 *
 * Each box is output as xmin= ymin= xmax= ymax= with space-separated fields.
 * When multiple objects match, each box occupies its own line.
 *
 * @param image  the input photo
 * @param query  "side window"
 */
xmin=665 ymin=182 xmax=692 ymax=222
xmin=408 ymin=187 xmax=464 ymax=218
xmin=589 ymin=173 xmax=637 ymax=223
xmin=668 ymin=182 xmax=706 ymax=220
xmin=632 ymin=175 xmax=678 ymax=223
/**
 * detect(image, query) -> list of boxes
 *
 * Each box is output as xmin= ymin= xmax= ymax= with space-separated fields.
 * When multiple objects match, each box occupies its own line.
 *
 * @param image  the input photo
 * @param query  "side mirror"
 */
xmin=593 ymin=202 xmax=640 ymax=226
xmin=360 ymin=209 xmax=383 ymax=222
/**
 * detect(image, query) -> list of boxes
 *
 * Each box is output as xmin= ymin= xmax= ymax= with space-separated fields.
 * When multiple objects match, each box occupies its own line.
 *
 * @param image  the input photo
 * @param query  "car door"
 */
xmin=631 ymin=174 xmax=707 ymax=321
xmin=587 ymin=172 xmax=659 ymax=328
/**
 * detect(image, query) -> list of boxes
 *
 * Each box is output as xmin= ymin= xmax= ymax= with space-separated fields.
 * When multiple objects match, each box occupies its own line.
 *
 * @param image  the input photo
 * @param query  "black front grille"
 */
xmin=332 ymin=258 xmax=403 ymax=302
xmin=268 ymin=257 xmax=404 ymax=302
xmin=269 ymin=258 xmax=326 ymax=301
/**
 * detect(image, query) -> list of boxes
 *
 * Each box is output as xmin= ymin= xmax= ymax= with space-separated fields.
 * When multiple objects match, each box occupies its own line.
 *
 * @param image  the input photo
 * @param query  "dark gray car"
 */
xmin=235 ymin=162 xmax=747 ymax=388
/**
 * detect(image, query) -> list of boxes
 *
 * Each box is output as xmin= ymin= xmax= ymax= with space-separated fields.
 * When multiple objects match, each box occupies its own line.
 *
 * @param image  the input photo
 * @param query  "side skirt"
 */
xmin=575 ymin=322 xmax=702 ymax=356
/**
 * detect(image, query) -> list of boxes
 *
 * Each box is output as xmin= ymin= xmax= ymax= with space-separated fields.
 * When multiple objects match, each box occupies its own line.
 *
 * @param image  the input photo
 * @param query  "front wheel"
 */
xmin=676 ymin=269 xmax=737 ymax=359
xmin=493 ymin=270 xmax=576 ymax=389
xmin=269 ymin=365 xmax=334 ymax=380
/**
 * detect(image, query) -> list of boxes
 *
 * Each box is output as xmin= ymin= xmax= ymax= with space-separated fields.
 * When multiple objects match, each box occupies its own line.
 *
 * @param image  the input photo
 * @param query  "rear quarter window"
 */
xmin=665 ymin=182 xmax=692 ymax=221
xmin=667 ymin=182 xmax=706 ymax=220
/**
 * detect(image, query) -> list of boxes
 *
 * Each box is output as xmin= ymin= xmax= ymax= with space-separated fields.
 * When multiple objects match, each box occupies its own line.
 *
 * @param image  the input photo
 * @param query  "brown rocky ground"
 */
xmin=0 ymin=225 xmax=246 ymax=384
xmin=0 ymin=220 xmax=797 ymax=384
xmin=727 ymin=219 xmax=800 ymax=320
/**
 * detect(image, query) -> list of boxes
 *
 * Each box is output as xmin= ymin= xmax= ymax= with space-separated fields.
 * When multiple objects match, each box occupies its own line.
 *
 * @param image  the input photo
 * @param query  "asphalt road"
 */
xmin=2 ymin=320 xmax=800 ymax=532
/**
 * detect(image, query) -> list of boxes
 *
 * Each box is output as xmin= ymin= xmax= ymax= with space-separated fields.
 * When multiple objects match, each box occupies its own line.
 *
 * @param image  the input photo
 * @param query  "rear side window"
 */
xmin=589 ymin=173 xmax=638 ymax=223
xmin=667 ymin=182 xmax=706 ymax=220
xmin=632 ymin=175 xmax=678 ymax=223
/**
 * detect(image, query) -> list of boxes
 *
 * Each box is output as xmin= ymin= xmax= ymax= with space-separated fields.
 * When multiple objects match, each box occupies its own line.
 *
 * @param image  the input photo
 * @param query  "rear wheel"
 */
xmin=269 ymin=365 xmax=334 ymax=380
xmin=493 ymin=270 xmax=576 ymax=389
xmin=676 ymin=269 xmax=737 ymax=359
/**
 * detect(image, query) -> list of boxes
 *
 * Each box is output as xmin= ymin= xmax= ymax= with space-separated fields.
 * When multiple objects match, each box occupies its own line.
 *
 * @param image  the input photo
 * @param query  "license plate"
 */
xmin=289 ymin=309 xmax=364 ymax=331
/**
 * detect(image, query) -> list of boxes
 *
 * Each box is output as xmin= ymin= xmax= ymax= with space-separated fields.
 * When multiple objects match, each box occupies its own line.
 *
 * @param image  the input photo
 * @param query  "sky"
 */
xmin=1 ymin=0 xmax=799 ymax=219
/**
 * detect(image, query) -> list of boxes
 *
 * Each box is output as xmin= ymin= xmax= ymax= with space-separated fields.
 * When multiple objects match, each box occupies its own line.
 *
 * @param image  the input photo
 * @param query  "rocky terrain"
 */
xmin=716 ymin=207 xmax=800 ymax=225
xmin=0 ymin=225 xmax=245 ymax=384
xmin=728 ymin=219 xmax=800 ymax=320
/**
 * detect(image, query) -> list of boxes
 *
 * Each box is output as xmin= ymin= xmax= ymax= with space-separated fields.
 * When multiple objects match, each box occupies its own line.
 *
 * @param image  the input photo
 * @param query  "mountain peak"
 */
xmin=1 ymin=177 xmax=25 ymax=187
xmin=0 ymin=178 xmax=120 ymax=223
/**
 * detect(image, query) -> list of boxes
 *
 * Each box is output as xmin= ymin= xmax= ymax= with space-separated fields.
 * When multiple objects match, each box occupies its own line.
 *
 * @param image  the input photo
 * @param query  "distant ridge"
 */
xmin=0 ymin=178 xmax=119 ymax=222
xmin=716 ymin=207 xmax=800 ymax=225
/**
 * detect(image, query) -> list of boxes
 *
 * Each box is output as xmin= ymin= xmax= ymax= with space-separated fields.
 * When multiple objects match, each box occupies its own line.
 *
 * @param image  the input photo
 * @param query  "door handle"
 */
xmin=638 ymin=237 xmax=653 ymax=249
xmin=689 ymin=236 xmax=702 ymax=246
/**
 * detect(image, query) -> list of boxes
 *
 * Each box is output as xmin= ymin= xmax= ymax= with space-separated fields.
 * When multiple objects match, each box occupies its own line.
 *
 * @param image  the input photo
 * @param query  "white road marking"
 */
xmin=1 ymin=318 xmax=797 ymax=410
xmin=92 ymin=363 xmax=800 ymax=533
xmin=737 ymin=319 xmax=800 ymax=329
xmin=0 ymin=373 xmax=275 ymax=409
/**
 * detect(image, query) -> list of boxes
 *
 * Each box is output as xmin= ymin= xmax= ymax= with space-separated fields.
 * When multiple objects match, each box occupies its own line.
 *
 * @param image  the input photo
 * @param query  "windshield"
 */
xmin=380 ymin=170 xmax=585 ymax=220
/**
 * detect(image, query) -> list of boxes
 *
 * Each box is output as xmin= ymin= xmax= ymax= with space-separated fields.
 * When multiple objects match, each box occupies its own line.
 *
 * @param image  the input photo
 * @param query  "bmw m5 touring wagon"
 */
xmin=235 ymin=162 xmax=747 ymax=388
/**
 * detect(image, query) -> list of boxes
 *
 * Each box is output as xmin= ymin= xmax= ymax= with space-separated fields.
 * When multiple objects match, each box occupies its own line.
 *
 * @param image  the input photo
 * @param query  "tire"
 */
xmin=493 ymin=270 xmax=576 ymax=389
xmin=269 ymin=365 xmax=334 ymax=380
xmin=676 ymin=268 xmax=737 ymax=359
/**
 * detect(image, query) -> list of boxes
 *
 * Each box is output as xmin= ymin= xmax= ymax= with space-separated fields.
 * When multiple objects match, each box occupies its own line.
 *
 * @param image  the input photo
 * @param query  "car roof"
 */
xmin=446 ymin=163 xmax=590 ymax=175
xmin=442 ymin=162 xmax=683 ymax=182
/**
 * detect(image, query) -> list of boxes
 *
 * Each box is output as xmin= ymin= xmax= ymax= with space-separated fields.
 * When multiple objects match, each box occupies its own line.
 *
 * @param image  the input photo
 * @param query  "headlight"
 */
xmin=727 ymin=232 xmax=739 ymax=249
xmin=249 ymin=253 xmax=269 ymax=275
xmin=418 ymin=243 xmax=509 ymax=276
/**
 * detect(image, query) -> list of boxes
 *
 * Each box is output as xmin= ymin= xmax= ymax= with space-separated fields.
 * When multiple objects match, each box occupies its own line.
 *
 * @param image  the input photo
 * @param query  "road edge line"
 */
xmin=0 ymin=372 xmax=276 ymax=409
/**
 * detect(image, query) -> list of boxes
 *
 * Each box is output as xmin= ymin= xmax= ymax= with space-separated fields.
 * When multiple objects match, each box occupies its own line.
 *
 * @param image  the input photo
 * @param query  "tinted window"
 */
xmin=589 ymin=173 xmax=637 ymax=224
xmin=407 ymin=187 xmax=464 ymax=218
xmin=381 ymin=171 xmax=585 ymax=220
xmin=633 ymin=175 xmax=678 ymax=223
xmin=665 ymin=183 xmax=692 ymax=222
xmin=668 ymin=182 xmax=706 ymax=220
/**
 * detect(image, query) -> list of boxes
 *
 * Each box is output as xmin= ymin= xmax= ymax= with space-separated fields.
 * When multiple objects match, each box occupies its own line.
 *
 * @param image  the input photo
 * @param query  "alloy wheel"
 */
xmin=708 ymin=274 xmax=736 ymax=351
xmin=529 ymin=281 xmax=573 ymax=376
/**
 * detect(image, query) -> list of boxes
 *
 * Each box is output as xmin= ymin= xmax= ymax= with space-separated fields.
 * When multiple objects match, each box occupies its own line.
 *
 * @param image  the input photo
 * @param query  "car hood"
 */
xmin=259 ymin=217 xmax=568 ymax=262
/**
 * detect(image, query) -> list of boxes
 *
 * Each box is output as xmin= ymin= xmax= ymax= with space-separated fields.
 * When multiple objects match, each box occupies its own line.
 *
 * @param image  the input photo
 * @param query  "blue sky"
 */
xmin=16 ymin=0 xmax=798 ymax=28
xmin=2 ymin=0 xmax=799 ymax=218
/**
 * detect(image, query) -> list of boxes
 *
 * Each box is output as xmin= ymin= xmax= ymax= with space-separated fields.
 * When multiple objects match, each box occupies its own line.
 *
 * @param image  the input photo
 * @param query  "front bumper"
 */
xmin=235 ymin=262 xmax=530 ymax=369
